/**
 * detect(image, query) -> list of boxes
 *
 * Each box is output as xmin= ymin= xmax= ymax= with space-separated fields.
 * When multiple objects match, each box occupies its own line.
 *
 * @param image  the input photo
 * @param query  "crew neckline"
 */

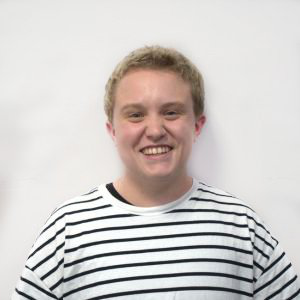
xmin=100 ymin=178 xmax=197 ymax=216
xmin=106 ymin=182 xmax=132 ymax=205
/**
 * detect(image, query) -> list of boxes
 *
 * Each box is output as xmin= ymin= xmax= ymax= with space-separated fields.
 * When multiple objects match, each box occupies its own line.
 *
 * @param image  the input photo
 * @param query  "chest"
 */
xmin=62 ymin=213 xmax=254 ymax=299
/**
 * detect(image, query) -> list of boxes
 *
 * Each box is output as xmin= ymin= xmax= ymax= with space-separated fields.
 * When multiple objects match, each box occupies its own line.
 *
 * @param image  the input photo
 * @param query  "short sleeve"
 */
xmin=253 ymin=243 xmax=300 ymax=299
xmin=12 ymin=205 xmax=67 ymax=299
xmin=12 ymin=266 xmax=58 ymax=299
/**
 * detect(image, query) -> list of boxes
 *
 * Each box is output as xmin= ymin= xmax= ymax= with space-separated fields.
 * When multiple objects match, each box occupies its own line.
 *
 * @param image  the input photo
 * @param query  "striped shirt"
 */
xmin=13 ymin=179 xmax=300 ymax=299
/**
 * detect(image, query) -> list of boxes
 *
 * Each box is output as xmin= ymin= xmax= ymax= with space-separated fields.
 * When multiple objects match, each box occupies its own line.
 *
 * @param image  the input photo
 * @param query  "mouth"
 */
xmin=140 ymin=145 xmax=173 ymax=156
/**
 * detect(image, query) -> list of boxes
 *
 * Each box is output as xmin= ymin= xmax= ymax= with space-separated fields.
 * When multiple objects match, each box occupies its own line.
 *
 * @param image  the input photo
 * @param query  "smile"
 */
xmin=141 ymin=146 xmax=172 ymax=155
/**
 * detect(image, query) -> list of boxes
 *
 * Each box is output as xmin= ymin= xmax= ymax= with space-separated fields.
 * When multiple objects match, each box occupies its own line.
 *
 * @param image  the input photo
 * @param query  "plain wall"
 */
xmin=1 ymin=0 xmax=300 ymax=298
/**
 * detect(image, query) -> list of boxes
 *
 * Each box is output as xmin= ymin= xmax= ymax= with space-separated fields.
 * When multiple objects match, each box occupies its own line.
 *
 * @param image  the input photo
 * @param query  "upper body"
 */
xmin=13 ymin=179 xmax=300 ymax=299
xmin=13 ymin=46 xmax=300 ymax=299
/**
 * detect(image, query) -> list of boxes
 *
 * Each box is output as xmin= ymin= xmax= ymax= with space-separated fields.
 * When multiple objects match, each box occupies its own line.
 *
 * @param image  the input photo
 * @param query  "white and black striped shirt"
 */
xmin=13 ymin=179 xmax=300 ymax=299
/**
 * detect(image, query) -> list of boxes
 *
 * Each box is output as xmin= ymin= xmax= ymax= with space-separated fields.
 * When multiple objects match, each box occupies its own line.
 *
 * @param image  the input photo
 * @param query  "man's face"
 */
xmin=107 ymin=69 xmax=205 ymax=182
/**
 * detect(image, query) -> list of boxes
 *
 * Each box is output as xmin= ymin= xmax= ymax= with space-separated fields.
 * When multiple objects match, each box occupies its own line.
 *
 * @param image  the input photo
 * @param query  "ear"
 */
xmin=106 ymin=121 xmax=116 ymax=142
xmin=194 ymin=114 xmax=206 ymax=138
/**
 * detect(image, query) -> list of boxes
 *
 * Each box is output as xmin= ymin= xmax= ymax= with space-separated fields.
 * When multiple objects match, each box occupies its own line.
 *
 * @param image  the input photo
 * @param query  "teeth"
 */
xmin=142 ymin=146 xmax=171 ymax=155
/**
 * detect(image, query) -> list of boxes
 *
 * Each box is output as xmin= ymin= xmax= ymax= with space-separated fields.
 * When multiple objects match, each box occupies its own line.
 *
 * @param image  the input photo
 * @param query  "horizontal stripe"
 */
xmin=65 ymin=231 xmax=251 ymax=254
xmin=64 ymin=258 xmax=253 ymax=281
xmin=63 ymin=272 xmax=253 ymax=298
xmin=41 ymin=258 xmax=64 ymax=281
xmin=169 ymin=208 xmax=249 ymax=216
xmin=198 ymin=181 xmax=213 ymax=188
xmin=254 ymin=261 xmax=264 ymax=272
xmin=254 ymin=263 xmax=292 ymax=294
xmin=197 ymin=188 xmax=235 ymax=198
xmin=190 ymin=196 xmax=253 ymax=211
xmin=64 ymin=243 xmax=252 ymax=271
xmin=262 ymin=251 xmax=285 ymax=275
xmin=15 ymin=181 xmax=299 ymax=299
xmin=286 ymin=288 xmax=300 ymax=300
xmin=65 ymin=219 xmax=248 ymax=239
xmin=41 ymin=203 xmax=111 ymax=235
xmin=66 ymin=213 xmax=135 ymax=227
xmin=249 ymin=228 xmax=275 ymax=250
xmin=51 ymin=277 xmax=64 ymax=291
xmin=29 ymin=227 xmax=65 ymax=259
xmin=20 ymin=277 xmax=58 ymax=299
xmin=15 ymin=289 xmax=36 ymax=300
xmin=265 ymin=275 xmax=298 ymax=300
xmin=86 ymin=286 xmax=253 ymax=300
xmin=82 ymin=188 xmax=98 ymax=196
xmin=253 ymin=245 xmax=270 ymax=259
xmin=32 ymin=242 xmax=65 ymax=271
xmin=30 ymin=214 xmax=136 ymax=261
xmin=53 ymin=195 xmax=103 ymax=214
xmin=170 ymin=208 xmax=277 ymax=244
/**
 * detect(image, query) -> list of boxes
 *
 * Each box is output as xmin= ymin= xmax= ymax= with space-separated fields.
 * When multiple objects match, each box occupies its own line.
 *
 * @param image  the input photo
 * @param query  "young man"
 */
xmin=13 ymin=46 xmax=300 ymax=299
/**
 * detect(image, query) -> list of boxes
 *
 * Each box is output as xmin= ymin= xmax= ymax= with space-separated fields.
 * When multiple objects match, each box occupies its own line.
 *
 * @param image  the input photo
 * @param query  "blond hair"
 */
xmin=104 ymin=45 xmax=205 ymax=123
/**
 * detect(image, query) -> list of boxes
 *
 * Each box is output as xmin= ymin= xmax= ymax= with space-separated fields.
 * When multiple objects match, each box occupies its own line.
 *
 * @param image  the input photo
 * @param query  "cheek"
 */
xmin=114 ymin=123 xmax=143 ymax=146
xmin=170 ymin=121 xmax=195 ymax=140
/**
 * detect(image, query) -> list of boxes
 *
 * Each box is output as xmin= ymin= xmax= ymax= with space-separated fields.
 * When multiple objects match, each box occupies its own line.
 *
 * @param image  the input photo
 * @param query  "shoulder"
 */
xmin=32 ymin=185 xmax=109 ymax=245
xmin=192 ymin=180 xmax=282 ymax=277
xmin=192 ymin=180 xmax=278 ymax=245
xmin=26 ymin=185 xmax=109 ymax=263
xmin=50 ymin=186 xmax=105 ymax=217
xmin=192 ymin=180 xmax=255 ymax=212
xmin=48 ymin=185 xmax=111 ymax=224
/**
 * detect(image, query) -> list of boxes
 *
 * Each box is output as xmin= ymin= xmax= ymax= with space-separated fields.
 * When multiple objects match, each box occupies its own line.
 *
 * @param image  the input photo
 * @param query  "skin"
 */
xmin=106 ymin=69 xmax=206 ymax=207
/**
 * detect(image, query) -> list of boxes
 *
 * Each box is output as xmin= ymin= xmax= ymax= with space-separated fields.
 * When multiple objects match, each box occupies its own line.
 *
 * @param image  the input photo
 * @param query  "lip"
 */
xmin=138 ymin=145 xmax=173 ymax=162
xmin=141 ymin=150 xmax=173 ymax=161
xmin=139 ymin=144 xmax=173 ymax=154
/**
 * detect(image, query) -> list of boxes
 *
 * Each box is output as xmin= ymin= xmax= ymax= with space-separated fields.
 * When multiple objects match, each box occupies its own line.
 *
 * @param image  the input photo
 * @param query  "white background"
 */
xmin=1 ymin=0 xmax=300 ymax=298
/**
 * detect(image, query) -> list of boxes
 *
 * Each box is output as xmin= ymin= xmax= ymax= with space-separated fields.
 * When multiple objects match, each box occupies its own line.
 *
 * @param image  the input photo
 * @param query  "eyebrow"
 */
xmin=120 ymin=103 xmax=145 ymax=113
xmin=160 ymin=102 xmax=186 ymax=110
xmin=121 ymin=101 xmax=186 ymax=111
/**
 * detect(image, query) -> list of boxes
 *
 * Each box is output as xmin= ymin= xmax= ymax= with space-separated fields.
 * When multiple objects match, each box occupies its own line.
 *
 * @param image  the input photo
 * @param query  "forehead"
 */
xmin=114 ymin=69 xmax=192 ymax=107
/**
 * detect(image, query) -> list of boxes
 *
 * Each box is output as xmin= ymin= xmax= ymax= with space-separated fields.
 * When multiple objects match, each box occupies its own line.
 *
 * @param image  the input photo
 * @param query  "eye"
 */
xmin=128 ymin=112 xmax=144 ymax=122
xmin=164 ymin=110 xmax=180 ymax=120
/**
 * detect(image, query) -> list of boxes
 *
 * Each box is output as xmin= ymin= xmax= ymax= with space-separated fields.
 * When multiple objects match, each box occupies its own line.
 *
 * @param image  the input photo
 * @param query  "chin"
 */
xmin=142 ymin=169 xmax=179 ymax=181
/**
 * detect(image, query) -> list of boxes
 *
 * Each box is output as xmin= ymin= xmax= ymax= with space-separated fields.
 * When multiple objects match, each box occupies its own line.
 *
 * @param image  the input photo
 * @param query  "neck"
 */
xmin=114 ymin=173 xmax=193 ymax=207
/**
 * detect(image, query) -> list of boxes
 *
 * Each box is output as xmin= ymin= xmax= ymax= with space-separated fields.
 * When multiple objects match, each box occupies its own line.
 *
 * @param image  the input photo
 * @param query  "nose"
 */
xmin=145 ymin=115 xmax=166 ymax=141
